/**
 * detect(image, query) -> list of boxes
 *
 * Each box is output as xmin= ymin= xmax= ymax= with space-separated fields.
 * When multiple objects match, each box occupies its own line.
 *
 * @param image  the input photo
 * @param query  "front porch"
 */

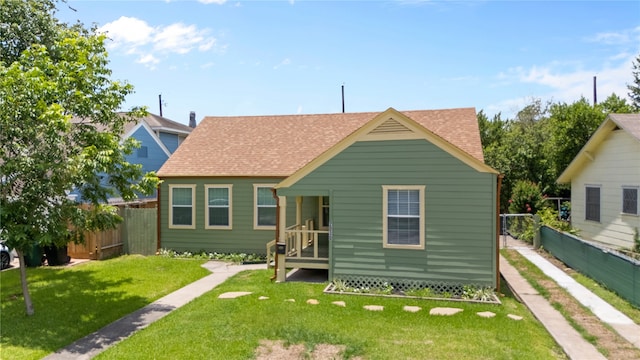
xmin=267 ymin=218 xmax=329 ymax=273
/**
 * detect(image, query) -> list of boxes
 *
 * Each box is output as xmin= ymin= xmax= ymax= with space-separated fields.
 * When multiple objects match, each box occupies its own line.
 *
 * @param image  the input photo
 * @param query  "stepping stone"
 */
xmin=364 ymin=305 xmax=384 ymax=311
xmin=508 ymin=314 xmax=523 ymax=321
xmin=429 ymin=307 xmax=463 ymax=316
xmin=332 ymin=301 xmax=346 ymax=307
xmin=218 ymin=291 xmax=252 ymax=299
xmin=258 ymin=296 xmax=269 ymax=300
xmin=285 ymin=298 xmax=295 ymax=302
xmin=477 ymin=311 xmax=496 ymax=318
xmin=403 ymin=306 xmax=422 ymax=313
xmin=306 ymin=299 xmax=319 ymax=305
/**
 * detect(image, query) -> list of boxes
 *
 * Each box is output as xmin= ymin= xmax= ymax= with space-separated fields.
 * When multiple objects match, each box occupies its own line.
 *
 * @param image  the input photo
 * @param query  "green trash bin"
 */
xmin=24 ymin=245 xmax=44 ymax=267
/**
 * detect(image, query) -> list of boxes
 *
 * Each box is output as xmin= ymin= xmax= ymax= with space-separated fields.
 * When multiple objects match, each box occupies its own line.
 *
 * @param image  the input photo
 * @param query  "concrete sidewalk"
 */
xmin=500 ymin=255 xmax=607 ymax=360
xmin=516 ymin=247 xmax=640 ymax=349
xmin=501 ymin=235 xmax=640 ymax=359
xmin=43 ymin=261 xmax=266 ymax=360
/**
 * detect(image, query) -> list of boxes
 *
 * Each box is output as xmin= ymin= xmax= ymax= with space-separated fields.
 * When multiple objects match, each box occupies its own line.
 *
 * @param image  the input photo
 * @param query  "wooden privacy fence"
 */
xmin=540 ymin=225 xmax=640 ymax=308
xmin=67 ymin=203 xmax=158 ymax=260
xmin=123 ymin=207 xmax=157 ymax=256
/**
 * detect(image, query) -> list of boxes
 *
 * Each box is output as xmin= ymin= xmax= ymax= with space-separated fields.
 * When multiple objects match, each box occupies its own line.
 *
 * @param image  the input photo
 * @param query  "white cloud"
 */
xmin=98 ymin=16 xmax=154 ymax=49
xmin=586 ymin=26 xmax=640 ymax=45
xmin=137 ymin=54 xmax=160 ymax=65
xmin=98 ymin=17 xmax=217 ymax=67
xmin=153 ymin=23 xmax=213 ymax=54
xmin=198 ymin=0 xmax=227 ymax=4
xmin=488 ymin=54 xmax=635 ymax=118
xmin=274 ymin=58 xmax=292 ymax=69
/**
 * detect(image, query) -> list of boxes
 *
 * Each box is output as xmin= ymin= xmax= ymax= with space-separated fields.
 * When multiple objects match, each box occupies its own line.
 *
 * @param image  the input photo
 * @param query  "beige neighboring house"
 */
xmin=557 ymin=113 xmax=640 ymax=249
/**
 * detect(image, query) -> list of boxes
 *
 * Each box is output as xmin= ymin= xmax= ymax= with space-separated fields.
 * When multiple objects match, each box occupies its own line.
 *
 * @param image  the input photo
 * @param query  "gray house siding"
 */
xmin=278 ymin=139 xmax=497 ymax=287
xmin=160 ymin=177 xmax=297 ymax=254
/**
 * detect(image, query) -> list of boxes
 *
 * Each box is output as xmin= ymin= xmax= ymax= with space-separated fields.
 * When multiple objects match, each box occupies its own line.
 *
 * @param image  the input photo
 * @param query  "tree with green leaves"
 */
xmin=0 ymin=0 xmax=159 ymax=315
xmin=628 ymin=54 xmax=640 ymax=111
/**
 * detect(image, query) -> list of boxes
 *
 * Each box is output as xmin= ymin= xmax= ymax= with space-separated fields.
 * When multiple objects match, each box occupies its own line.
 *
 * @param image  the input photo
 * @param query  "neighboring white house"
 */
xmin=557 ymin=113 xmax=640 ymax=249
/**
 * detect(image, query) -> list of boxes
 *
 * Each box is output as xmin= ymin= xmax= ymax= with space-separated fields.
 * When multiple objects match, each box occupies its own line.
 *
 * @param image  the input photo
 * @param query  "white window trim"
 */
xmin=382 ymin=185 xmax=425 ymax=250
xmin=205 ymin=184 xmax=233 ymax=230
xmin=585 ymin=184 xmax=601 ymax=223
xmin=318 ymin=196 xmax=329 ymax=230
xmin=621 ymin=186 xmax=639 ymax=216
xmin=254 ymin=184 xmax=277 ymax=230
xmin=168 ymin=184 xmax=196 ymax=229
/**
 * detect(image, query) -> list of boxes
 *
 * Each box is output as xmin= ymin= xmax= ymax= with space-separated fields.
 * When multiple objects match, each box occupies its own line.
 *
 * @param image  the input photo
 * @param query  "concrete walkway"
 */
xmin=516 ymin=247 xmax=640 ymax=349
xmin=502 ymin=236 xmax=640 ymax=359
xmin=500 ymin=255 xmax=607 ymax=360
xmin=43 ymin=261 xmax=266 ymax=360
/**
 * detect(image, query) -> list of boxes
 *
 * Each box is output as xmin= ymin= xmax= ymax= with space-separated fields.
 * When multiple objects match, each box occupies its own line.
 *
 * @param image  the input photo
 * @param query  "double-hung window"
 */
xmin=585 ymin=186 xmax=601 ymax=222
xmin=383 ymin=185 xmax=425 ymax=249
xmin=622 ymin=186 xmax=639 ymax=215
xmin=169 ymin=184 xmax=196 ymax=229
xmin=206 ymin=185 xmax=232 ymax=229
xmin=254 ymin=184 xmax=276 ymax=229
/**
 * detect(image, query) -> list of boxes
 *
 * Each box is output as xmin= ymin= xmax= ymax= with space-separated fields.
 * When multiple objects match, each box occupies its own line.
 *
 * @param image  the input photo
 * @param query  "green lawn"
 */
xmin=97 ymin=270 xmax=566 ymax=360
xmin=0 ymin=255 xmax=210 ymax=360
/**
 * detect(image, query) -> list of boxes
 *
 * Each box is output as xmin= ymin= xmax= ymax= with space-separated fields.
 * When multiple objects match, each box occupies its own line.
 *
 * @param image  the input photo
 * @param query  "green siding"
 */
xmin=159 ymin=177 xmax=297 ymax=255
xmin=280 ymin=139 xmax=498 ymax=287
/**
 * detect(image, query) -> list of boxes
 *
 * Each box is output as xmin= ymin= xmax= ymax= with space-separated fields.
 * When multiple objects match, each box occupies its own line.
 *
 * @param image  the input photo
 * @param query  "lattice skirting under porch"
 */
xmin=333 ymin=275 xmax=486 ymax=296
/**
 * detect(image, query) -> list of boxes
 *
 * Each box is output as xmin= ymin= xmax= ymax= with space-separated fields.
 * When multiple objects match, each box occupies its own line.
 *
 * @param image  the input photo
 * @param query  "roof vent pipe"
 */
xmin=189 ymin=111 xmax=196 ymax=128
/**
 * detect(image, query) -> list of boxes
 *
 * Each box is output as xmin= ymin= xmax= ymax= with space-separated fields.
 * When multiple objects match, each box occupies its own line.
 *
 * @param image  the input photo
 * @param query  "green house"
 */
xmin=157 ymin=108 xmax=501 ymax=291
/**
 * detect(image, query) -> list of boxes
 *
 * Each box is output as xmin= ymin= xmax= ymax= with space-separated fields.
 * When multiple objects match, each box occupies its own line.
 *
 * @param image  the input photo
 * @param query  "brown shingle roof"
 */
xmin=157 ymin=107 xmax=484 ymax=177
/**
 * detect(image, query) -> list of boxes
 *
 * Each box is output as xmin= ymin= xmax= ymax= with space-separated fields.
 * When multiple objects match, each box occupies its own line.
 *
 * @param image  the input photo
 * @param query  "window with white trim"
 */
xmin=585 ymin=186 xmax=600 ymax=222
xmin=622 ymin=187 xmax=639 ymax=215
xmin=383 ymin=185 xmax=425 ymax=249
xmin=206 ymin=185 xmax=232 ymax=229
xmin=169 ymin=184 xmax=196 ymax=229
xmin=254 ymin=184 xmax=276 ymax=229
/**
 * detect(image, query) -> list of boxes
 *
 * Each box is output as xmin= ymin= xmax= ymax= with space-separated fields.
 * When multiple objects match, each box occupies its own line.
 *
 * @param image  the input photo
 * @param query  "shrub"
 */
xmin=508 ymin=180 xmax=547 ymax=214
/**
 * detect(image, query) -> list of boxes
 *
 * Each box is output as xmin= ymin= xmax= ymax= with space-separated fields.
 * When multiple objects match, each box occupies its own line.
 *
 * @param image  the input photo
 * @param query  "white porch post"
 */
xmin=296 ymin=196 xmax=302 ymax=226
xmin=276 ymin=195 xmax=287 ymax=282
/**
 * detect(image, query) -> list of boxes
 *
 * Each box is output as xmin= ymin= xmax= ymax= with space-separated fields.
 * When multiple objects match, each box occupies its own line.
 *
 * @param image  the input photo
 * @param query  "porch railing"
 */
xmin=266 ymin=218 xmax=329 ymax=269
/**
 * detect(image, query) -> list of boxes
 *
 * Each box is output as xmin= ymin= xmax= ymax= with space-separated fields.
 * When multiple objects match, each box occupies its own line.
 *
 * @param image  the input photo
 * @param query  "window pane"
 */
xmin=208 ymin=187 xmax=229 ymax=206
xmin=209 ymin=207 xmax=229 ymax=226
xmin=172 ymin=207 xmax=192 ymax=226
xmin=387 ymin=217 xmax=420 ymax=245
xmin=623 ymin=188 xmax=638 ymax=215
xmin=257 ymin=187 xmax=276 ymax=206
xmin=172 ymin=188 xmax=192 ymax=206
xmin=322 ymin=207 xmax=330 ymax=227
xmin=388 ymin=190 xmax=419 ymax=216
xmin=585 ymin=187 xmax=600 ymax=222
xmin=258 ymin=207 xmax=276 ymax=226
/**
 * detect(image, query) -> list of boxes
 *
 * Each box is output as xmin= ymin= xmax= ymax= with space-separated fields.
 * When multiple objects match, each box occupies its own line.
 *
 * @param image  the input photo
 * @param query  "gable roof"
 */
xmin=72 ymin=113 xmax=193 ymax=137
xmin=557 ymin=113 xmax=640 ymax=184
xmin=123 ymin=120 xmax=172 ymax=157
xmin=157 ymin=107 xmax=490 ymax=177
xmin=121 ymin=113 xmax=193 ymax=136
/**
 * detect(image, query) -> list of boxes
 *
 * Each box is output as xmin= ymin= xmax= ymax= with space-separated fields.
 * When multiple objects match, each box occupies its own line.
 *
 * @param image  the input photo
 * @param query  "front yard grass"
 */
xmin=0 ymin=255 xmax=210 ymax=360
xmin=97 ymin=270 xmax=566 ymax=360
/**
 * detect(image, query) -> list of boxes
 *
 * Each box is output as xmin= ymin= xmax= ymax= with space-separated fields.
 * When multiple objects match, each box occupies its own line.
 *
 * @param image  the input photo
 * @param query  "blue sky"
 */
xmin=58 ymin=0 xmax=640 ymax=125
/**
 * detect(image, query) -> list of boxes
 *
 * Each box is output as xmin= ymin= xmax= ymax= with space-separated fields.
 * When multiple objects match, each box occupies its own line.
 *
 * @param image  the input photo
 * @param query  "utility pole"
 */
xmin=593 ymin=76 xmax=597 ymax=105
xmin=158 ymin=94 xmax=163 ymax=116
xmin=341 ymin=84 xmax=345 ymax=113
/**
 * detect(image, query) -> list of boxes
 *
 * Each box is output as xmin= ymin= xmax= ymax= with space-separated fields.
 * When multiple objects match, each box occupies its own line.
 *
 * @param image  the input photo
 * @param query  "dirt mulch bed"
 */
xmin=254 ymin=340 xmax=364 ymax=360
